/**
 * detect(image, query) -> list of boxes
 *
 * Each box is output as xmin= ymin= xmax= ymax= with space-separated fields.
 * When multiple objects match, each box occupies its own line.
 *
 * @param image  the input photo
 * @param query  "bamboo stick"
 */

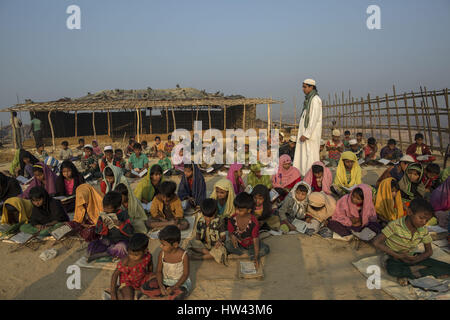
xmin=10 ymin=112 xmax=16 ymax=149
xmin=243 ymin=104 xmax=246 ymax=131
xmin=376 ymin=96 xmax=382 ymax=142
xmin=385 ymin=94 xmax=392 ymax=141
xmin=411 ymin=91 xmax=422 ymax=143
xmin=421 ymin=87 xmax=433 ymax=149
xmin=431 ymin=90 xmax=443 ymax=152
xmin=171 ymin=107 xmax=176 ymax=131
xmin=136 ymin=109 xmax=140 ymax=142
xmin=402 ymin=93 xmax=412 ymax=144
xmin=48 ymin=111 xmax=55 ymax=151
xmin=224 ymin=105 xmax=227 ymax=130
xmin=267 ymin=104 xmax=270 ymax=131
xmin=92 ymin=111 xmax=96 ymax=140
xmin=208 ymin=106 xmax=211 ymax=130
xmin=360 ymin=97 xmax=365 ymax=137
xmin=392 ymin=86 xmax=402 ymax=148
xmin=367 ymin=93 xmax=374 ymax=139
xmin=107 ymin=111 xmax=111 ymax=137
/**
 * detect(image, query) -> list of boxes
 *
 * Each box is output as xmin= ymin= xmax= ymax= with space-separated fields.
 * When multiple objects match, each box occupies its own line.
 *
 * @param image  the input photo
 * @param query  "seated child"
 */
xmin=150 ymin=136 xmax=165 ymax=158
xmin=210 ymin=178 xmax=236 ymax=221
xmin=326 ymin=129 xmax=344 ymax=166
xmin=247 ymin=163 xmax=272 ymax=189
xmin=164 ymin=135 xmax=175 ymax=156
xmin=178 ymin=164 xmax=206 ymax=210
xmin=134 ymin=164 xmax=164 ymax=206
xmin=81 ymin=145 xmax=101 ymax=180
xmin=59 ymin=141 xmax=73 ymax=161
xmin=363 ymin=137 xmax=379 ymax=165
xmin=147 ymin=181 xmax=189 ymax=231
xmin=125 ymin=139 xmax=136 ymax=158
xmin=20 ymin=186 xmax=69 ymax=237
xmin=373 ymin=198 xmax=450 ymax=284
xmin=141 ymin=225 xmax=192 ymax=300
xmin=88 ymin=191 xmax=134 ymax=260
xmin=380 ymin=139 xmax=403 ymax=162
xmin=343 ymin=130 xmax=351 ymax=149
xmin=224 ymin=192 xmax=270 ymax=269
xmin=172 ymin=146 xmax=185 ymax=174
xmin=328 ymin=184 xmax=381 ymax=237
xmin=227 ymin=163 xmax=246 ymax=195
xmin=421 ymin=163 xmax=440 ymax=192
xmin=375 ymin=178 xmax=404 ymax=223
xmin=0 ymin=172 xmax=22 ymax=202
xmin=430 ymin=177 xmax=450 ymax=231
xmin=271 ymin=154 xmax=301 ymax=199
xmin=188 ymin=198 xmax=227 ymax=264
xmin=332 ymin=151 xmax=362 ymax=196
xmin=76 ymin=138 xmax=85 ymax=152
xmin=113 ymin=149 xmax=128 ymax=175
xmin=1 ymin=197 xmax=32 ymax=230
xmin=348 ymin=139 xmax=363 ymax=160
xmin=92 ymin=140 xmax=103 ymax=157
xmin=304 ymin=191 xmax=336 ymax=235
xmin=128 ymin=143 xmax=149 ymax=176
xmin=18 ymin=150 xmax=39 ymax=178
xmin=399 ymin=163 xmax=427 ymax=202
xmin=157 ymin=150 xmax=173 ymax=175
xmin=356 ymin=132 xmax=365 ymax=146
xmin=110 ymin=233 xmax=153 ymax=300
xmin=279 ymin=182 xmax=311 ymax=233
xmin=100 ymin=146 xmax=115 ymax=173
xmin=21 ymin=163 xmax=57 ymax=199
xmin=251 ymin=184 xmax=281 ymax=231
xmin=55 ymin=160 xmax=85 ymax=213
xmin=303 ymin=161 xmax=332 ymax=194
xmin=376 ymin=155 xmax=415 ymax=188
xmin=141 ymin=140 xmax=150 ymax=156
xmin=36 ymin=144 xmax=49 ymax=162
xmin=406 ymin=133 xmax=435 ymax=163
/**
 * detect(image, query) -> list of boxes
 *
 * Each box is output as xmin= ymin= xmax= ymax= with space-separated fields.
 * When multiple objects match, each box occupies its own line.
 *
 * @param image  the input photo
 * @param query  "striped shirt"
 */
xmin=382 ymin=216 xmax=432 ymax=255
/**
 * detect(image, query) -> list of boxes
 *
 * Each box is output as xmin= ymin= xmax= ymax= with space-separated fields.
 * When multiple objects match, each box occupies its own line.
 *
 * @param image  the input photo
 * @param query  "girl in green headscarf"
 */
xmin=247 ymin=163 xmax=272 ymax=189
xmin=399 ymin=163 xmax=427 ymax=202
xmin=133 ymin=164 xmax=165 ymax=204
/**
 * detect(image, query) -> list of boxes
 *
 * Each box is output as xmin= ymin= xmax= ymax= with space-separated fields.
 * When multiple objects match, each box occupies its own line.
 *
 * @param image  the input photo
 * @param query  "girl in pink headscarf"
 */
xmin=303 ymin=161 xmax=332 ymax=195
xmin=227 ymin=163 xmax=245 ymax=195
xmin=328 ymin=184 xmax=381 ymax=237
xmin=272 ymin=155 xmax=301 ymax=190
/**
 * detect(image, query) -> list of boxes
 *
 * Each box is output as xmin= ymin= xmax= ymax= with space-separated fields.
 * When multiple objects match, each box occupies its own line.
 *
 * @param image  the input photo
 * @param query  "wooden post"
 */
xmin=92 ymin=111 xmax=96 ymax=140
xmin=431 ymin=90 xmax=443 ymax=153
xmin=342 ymin=92 xmax=346 ymax=133
xmin=107 ymin=111 xmax=111 ymax=137
xmin=360 ymin=97 xmax=365 ymax=137
xmin=351 ymin=97 xmax=355 ymax=134
xmin=10 ymin=112 xmax=16 ymax=149
xmin=402 ymin=93 xmax=413 ymax=144
xmin=171 ymin=107 xmax=176 ymax=131
xmin=267 ymin=104 xmax=271 ymax=132
xmin=224 ymin=105 xmax=227 ymax=130
xmin=367 ymin=94 xmax=374 ymax=139
xmin=421 ymin=87 xmax=433 ymax=149
xmin=136 ymin=108 xmax=140 ymax=142
xmin=279 ymin=103 xmax=282 ymax=129
xmin=208 ymin=106 xmax=211 ymax=130
xmin=48 ymin=111 xmax=55 ymax=151
xmin=243 ymin=104 xmax=246 ymax=130
xmin=75 ymin=111 xmax=78 ymax=138
xmin=191 ymin=107 xmax=194 ymax=131
xmin=149 ymin=107 xmax=152 ymax=134
xmin=165 ymin=107 xmax=169 ymax=134
xmin=376 ymin=96 xmax=382 ymax=142
xmin=392 ymin=86 xmax=403 ymax=149
xmin=385 ymin=94 xmax=392 ymax=141
xmin=411 ymin=91 xmax=421 ymax=142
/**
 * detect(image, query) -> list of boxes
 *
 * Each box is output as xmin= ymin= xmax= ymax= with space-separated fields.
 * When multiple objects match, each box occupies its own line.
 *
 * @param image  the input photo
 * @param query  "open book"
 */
xmin=163 ymin=169 xmax=170 ymax=175
xmin=378 ymin=158 xmax=392 ymax=165
xmin=50 ymin=224 xmax=73 ymax=240
xmin=83 ymin=173 xmax=92 ymax=180
xmin=358 ymin=158 xmax=365 ymax=165
xmin=8 ymin=232 xmax=34 ymax=244
xmin=269 ymin=189 xmax=279 ymax=202
xmin=342 ymin=185 xmax=358 ymax=193
xmin=206 ymin=167 xmax=214 ymax=173
xmin=351 ymin=227 xmax=376 ymax=241
xmin=16 ymin=175 xmax=34 ymax=185
xmin=245 ymin=185 xmax=253 ymax=194
xmin=416 ymin=155 xmax=430 ymax=161
xmin=132 ymin=168 xmax=148 ymax=178
xmin=240 ymin=261 xmax=257 ymax=275
xmin=53 ymin=195 xmax=76 ymax=203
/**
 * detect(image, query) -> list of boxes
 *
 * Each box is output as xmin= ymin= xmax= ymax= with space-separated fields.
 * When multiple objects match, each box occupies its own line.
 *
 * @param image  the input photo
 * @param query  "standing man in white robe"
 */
xmin=293 ymin=79 xmax=322 ymax=176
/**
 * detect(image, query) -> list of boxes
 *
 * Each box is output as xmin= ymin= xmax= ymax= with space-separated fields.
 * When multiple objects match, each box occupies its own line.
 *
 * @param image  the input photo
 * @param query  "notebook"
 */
xmin=378 ymin=158 xmax=391 ymax=165
xmin=50 ymin=224 xmax=73 ymax=241
xmin=53 ymin=195 xmax=76 ymax=203
xmin=16 ymin=175 xmax=34 ymax=185
xmin=8 ymin=232 xmax=33 ymax=244
xmin=351 ymin=227 xmax=377 ymax=241
xmin=416 ymin=155 xmax=430 ymax=161
xmin=269 ymin=189 xmax=279 ymax=202
xmin=132 ymin=168 xmax=148 ymax=178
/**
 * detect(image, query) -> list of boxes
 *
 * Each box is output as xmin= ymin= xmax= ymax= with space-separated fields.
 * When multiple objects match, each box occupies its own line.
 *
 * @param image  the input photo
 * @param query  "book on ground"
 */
xmin=351 ymin=227 xmax=376 ymax=241
xmin=416 ymin=155 xmax=430 ymax=161
xmin=132 ymin=168 xmax=147 ymax=178
xmin=240 ymin=261 xmax=257 ymax=275
xmin=8 ymin=232 xmax=33 ymax=244
xmin=427 ymin=225 xmax=447 ymax=234
xmin=53 ymin=195 xmax=75 ymax=202
xmin=50 ymin=224 xmax=73 ymax=240
xmin=16 ymin=176 xmax=34 ymax=185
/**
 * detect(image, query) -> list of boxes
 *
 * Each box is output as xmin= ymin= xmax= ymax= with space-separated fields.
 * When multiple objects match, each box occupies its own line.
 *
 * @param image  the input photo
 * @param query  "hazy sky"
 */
xmin=1 ymin=0 xmax=449 ymax=124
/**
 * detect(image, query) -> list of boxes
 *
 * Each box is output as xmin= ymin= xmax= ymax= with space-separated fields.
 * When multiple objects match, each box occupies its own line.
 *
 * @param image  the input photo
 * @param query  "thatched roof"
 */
xmin=2 ymin=87 xmax=283 ymax=112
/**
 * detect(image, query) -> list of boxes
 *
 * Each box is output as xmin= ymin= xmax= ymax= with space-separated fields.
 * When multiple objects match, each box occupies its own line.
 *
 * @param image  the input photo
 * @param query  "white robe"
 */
xmin=293 ymin=95 xmax=322 ymax=176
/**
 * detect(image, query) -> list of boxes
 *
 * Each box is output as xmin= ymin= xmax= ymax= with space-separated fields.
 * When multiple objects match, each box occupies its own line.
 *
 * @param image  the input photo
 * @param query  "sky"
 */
xmin=1 ymin=0 xmax=449 ymax=124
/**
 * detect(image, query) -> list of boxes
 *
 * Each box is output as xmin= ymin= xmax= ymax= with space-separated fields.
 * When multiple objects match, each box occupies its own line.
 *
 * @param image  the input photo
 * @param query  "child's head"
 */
xmin=155 ymin=136 xmax=161 ymax=144
xmin=252 ymin=185 xmax=269 ymax=207
xmin=157 ymin=150 xmax=165 ymax=160
xmin=425 ymin=163 xmax=440 ymax=180
xmin=343 ymin=159 xmax=354 ymax=171
xmin=128 ymin=139 xmax=135 ymax=147
xmin=114 ymin=183 xmax=129 ymax=207
xmin=158 ymin=181 xmax=177 ymax=204
xmin=60 ymin=160 xmax=77 ymax=180
xmin=233 ymin=192 xmax=254 ymax=217
xmin=141 ymin=140 xmax=148 ymax=149
xmin=349 ymin=140 xmax=359 ymax=151
xmin=29 ymin=186 xmax=47 ymax=208
xmin=104 ymin=146 xmax=113 ymax=160
xmin=183 ymin=164 xmax=194 ymax=179
xmin=32 ymin=165 xmax=45 ymax=182
xmin=102 ymin=191 xmax=122 ymax=214
xmin=159 ymin=225 xmax=181 ymax=252
xmin=407 ymin=198 xmax=434 ymax=228
xmin=294 ymin=183 xmax=309 ymax=202
xmin=104 ymin=167 xmax=115 ymax=186
xmin=115 ymin=149 xmax=123 ymax=159
xmin=61 ymin=141 xmax=69 ymax=149
xmin=387 ymin=139 xmax=396 ymax=150
xmin=312 ymin=164 xmax=324 ymax=181
xmin=215 ymin=186 xmax=228 ymax=201
xmin=332 ymin=129 xmax=340 ymax=141
xmin=78 ymin=138 xmax=85 ymax=146
xmin=128 ymin=233 xmax=149 ymax=261
xmin=344 ymin=130 xmax=350 ymax=138
xmin=92 ymin=140 xmax=98 ymax=147
xmin=150 ymin=165 xmax=163 ymax=184
xmin=84 ymin=146 xmax=93 ymax=157
xmin=37 ymin=144 xmax=45 ymax=152
xmin=351 ymin=187 xmax=364 ymax=206
xmin=415 ymin=133 xmax=424 ymax=145
xmin=367 ymin=137 xmax=376 ymax=147
xmin=168 ymin=134 xmax=172 ymax=142
xmin=5 ymin=204 xmax=19 ymax=224
xmin=391 ymin=179 xmax=400 ymax=198
xmin=133 ymin=143 xmax=142 ymax=155
xmin=200 ymin=198 xmax=218 ymax=221
xmin=407 ymin=166 xmax=422 ymax=183
xmin=356 ymin=132 xmax=363 ymax=141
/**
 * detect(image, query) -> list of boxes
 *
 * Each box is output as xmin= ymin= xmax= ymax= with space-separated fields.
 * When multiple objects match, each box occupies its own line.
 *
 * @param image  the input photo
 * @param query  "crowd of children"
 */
xmin=0 ymin=130 xmax=449 ymax=300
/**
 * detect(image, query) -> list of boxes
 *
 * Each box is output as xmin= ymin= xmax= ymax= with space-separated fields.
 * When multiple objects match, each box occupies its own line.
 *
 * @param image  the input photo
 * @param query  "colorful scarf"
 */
xmin=227 ymin=163 xmax=245 ymax=194
xmin=301 ymin=89 xmax=317 ymax=128
xmin=303 ymin=161 xmax=332 ymax=194
xmin=1 ymin=197 xmax=33 ymax=224
xmin=210 ymin=178 xmax=236 ymax=218
xmin=290 ymin=181 xmax=311 ymax=218
xmin=398 ymin=163 xmax=426 ymax=201
xmin=73 ymin=183 xmax=103 ymax=225
xmin=334 ymin=151 xmax=362 ymax=188
xmin=247 ymin=163 xmax=272 ymax=189
xmin=272 ymin=154 xmax=301 ymax=189
xmin=251 ymin=184 xmax=273 ymax=220
xmin=21 ymin=163 xmax=57 ymax=199
xmin=307 ymin=191 xmax=336 ymax=222
xmin=375 ymin=177 xmax=405 ymax=222
xmin=133 ymin=164 xmax=165 ymax=203
xmin=177 ymin=164 xmax=206 ymax=207
xmin=430 ymin=177 xmax=450 ymax=212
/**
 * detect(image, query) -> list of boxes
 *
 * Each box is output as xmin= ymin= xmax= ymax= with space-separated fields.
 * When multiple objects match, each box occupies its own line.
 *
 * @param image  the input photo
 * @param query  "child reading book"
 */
xmin=251 ymin=184 xmax=281 ymax=231
xmin=348 ymin=139 xmax=363 ymax=160
xmin=272 ymin=154 xmax=301 ymax=199
xmin=18 ymin=149 xmax=39 ymax=178
xmin=141 ymin=225 xmax=192 ymax=300
xmin=36 ymin=144 xmax=49 ymax=162
xmin=125 ymin=139 xmax=135 ymax=158
xmin=134 ymin=164 xmax=165 ymax=205
xmin=1 ymin=197 xmax=32 ymax=226
xmin=110 ymin=233 xmax=153 ymax=300
xmin=380 ymin=139 xmax=403 ymax=162
xmin=21 ymin=163 xmax=57 ymax=199
xmin=150 ymin=136 xmax=165 ymax=158
xmin=247 ymin=163 xmax=272 ymax=189
xmin=406 ymin=133 xmax=435 ymax=163
xmin=128 ymin=143 xmax=149 ymax=175
xmin=421 ymin=163 xmax=440 ymax=192
xmin=177 ymin=164 xmax=206 ymax=211
xmin=303 ymin=161 xmax=332 ymax=194
xmin=210 ymin=179 xmax=236 ymax=221
xmin=100 ymin=146 xmax=115 ymax=173
xmin=363 ymin=137 xmax=379 ymax=164
xmin=278 ymin=182 xmax=311 ymax=232
xmin=326 ymin=129 xmax=344 ymax=166
xmin=375 ymin=178 xmax=404 ymax=223
xmin=157 ymin=150 xmax=173 ymax=175
xmin=227 ymin=163 xmax=246 ymax=195
xmin=399 ymin=163 xmax=426 ymax=202
xmin=373 ymin=198 xmax=450 ymax=284
xmin=376 ymin=155 xmax=415 ymax=188
xmin=81 ymin=145 xmax=101 ymax=180
xmin=164 ymin=135 xmax=175 ymax=156
xmin=55 ymin=160 xmax=85 ymax=213
xmin=332 ymin=151 xmax=362 ymax=196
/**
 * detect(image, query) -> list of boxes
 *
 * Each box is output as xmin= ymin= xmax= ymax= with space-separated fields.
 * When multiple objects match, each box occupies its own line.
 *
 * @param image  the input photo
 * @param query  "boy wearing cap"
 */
xmin=349 ymin=139 xmax=363 ymax=160
xmin=326 ymin=129 xmax=344 ymax=166
xmin=100 ymin=146 xmax=115 ymax=172
xmin=375 ymin=155 xmax=415 ymax=188
xmin=279 ymin=136 xmax=296 ymax=161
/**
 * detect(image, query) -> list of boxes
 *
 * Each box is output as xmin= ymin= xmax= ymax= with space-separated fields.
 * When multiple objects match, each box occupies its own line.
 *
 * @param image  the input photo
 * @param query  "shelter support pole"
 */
xmin=92 ymin=111 xmax=97 ymax=140
xmin=75 ymin=111 xmax=78 ymax=137
xmin=48 ymin=111 xmax=55 ymax=152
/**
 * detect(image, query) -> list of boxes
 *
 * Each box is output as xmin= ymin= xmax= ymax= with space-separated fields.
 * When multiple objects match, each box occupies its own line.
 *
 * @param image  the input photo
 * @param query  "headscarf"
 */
xmin=134 ymin=164 xmax=165 ymax=203
xmin=227 ymin=163 xmax=245 ymax=194
xmin=55 ymin=161 xmax=85 ymax=196
xmin=1 ymin=197 xmax=33 ymax=224
xmin=375 ymin=178 xmax=405 ymax=222
xmin=210 ymin=178 xmax=236 ymax=218
xmin=331 ymin=184 xmax=377 ymax=227
xmin=272 ymin=154 xmax=301 ymax=189
xmin=21 ymin=163 xmax=57 ymax=199
xmin=430 ymin=177 xmax=450 ymax=212
xmin=303 ymin=161 xmax=332 ymax=194
xmin=92 ymin=140 xmax=102 ymax=156
xmin=398 ymin=163 xmax=426 ymax=201
xmin=301 ymin=89 xmax=317 ymax=128
xmin=247 ymin=163 xmax=272 ymax=189
xmin=440 ymin=167 xmax=450 ymax=184
xmin=103 ymin=165 xmax=147 ymax=224
xmin=18 ymin=149 xmax=39 ymax=176
xmin=251 ymin=184 xmax=272 ymax=220
xmin=334 ymin=151 xmax=362 ymax=188
xmin=73 ymin=183 xmax=103 ymax=225
xmin=0 ymin=172 xmax=22 ymax=201
xmin=178 ymin=164 xmax=206 ymax=206
xmin=290 ymin=181 xmax=311 ymax=217
xmin=307 ymin=191 xmax=336 ymax=222
xmin=29 ymin=187 xmax=68 ymax=226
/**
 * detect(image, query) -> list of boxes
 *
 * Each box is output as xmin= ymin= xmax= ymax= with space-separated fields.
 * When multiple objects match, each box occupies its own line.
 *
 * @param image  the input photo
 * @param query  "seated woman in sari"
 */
xmin=328 ymin=184 xmax=381 ymax=237
xmin=332 ymin=151 xmax=362 ymax=197
xmin=303 ymin=161 xmax=332 ymax=194
xmin=134 ymin=164 xmax=165 ymax=209
xmin=21 ymin=163 xmax=57 ymax=199
xmin=247 ymin=163 xmax=272 ymax=190
xmin=0 ymin=172 xmax=22 ymax=202
xmin=55 ymin=160 xmax=85 ymax=213
xmin=20 ymin=186 xmax=69 ymax=237
xmin=272 ymin=154 xmax=301 ymax=200
xmin=375 ymin=178 xmax=404 ymax=223
xmin=101 ymin=165 xmax=147 ymax=234
xmin=178 ymin=163 xmax=206 ymax=211
xmin=398 ymin=162 xmax=427 ymax=203
xmin=1 ymin=197 xmax=32 ymax=236
xmin=67 ymin=184 xmax=103 ymax=242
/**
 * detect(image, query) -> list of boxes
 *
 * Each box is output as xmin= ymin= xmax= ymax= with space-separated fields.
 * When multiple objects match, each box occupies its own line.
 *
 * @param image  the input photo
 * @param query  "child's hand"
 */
xmin=160 ymin=285 xmax=168 ymax=296
xmin=305 ymin=217 xmax=312 ymax=224
xmin=166 ymin=287 xmax=174 ymax=295
xmin=231 ymin=235 xmax=238 ymax=248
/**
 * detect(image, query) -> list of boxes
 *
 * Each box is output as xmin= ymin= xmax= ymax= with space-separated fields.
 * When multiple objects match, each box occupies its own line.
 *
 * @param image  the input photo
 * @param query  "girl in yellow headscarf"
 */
xmin=333 ymin=151 xmax=362 ymax=196
xmin=1 ymin=197 xmax=33 ymax=237
xmin=210 ymin=179 xmax=236 ymax=219
xmin=375 ymin=177 xmax=404 ymax=222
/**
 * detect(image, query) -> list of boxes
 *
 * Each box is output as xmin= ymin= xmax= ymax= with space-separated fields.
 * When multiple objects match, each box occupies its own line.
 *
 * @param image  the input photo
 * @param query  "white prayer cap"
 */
xmin=84 ymin=144 xmax=93 ymax=149
xmin=104 ymin=146 xmax=113 ymax=152
xmin=320 ymin=139 xmax=325 ymax=145
xmin=289 ymin=136 xmax=296 ymax=142
xmin=399 ymin=155 xmax=415 ymax=163
xmin=349 ymin=139 xmax=358 ymax=145
xmin=332 ymin=129 xmax=341 ymax=136
xmin=303 ymin=79 xmax=316 ymax=86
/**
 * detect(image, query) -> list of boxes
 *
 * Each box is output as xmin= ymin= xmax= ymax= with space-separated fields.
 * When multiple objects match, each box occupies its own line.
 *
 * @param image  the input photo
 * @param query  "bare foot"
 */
xmin=397 ymin=277 xmax=408 ymax=286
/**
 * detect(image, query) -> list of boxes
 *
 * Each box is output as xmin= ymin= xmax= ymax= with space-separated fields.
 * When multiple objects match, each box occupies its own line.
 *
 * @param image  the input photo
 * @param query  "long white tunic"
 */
xmin=293 ymin=95 xmax=322 ymax=176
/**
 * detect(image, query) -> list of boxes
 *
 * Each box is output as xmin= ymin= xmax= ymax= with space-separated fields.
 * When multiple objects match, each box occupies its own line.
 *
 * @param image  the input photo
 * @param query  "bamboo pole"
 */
xmin=136 ymin=108 xmax=140 ymax=142
xmin=191 ymin=107 xmax=194 ymax=131
xmin=402 ymin=93 xmax=413 ymax=144
xmin=48 ymin=111 xmax=55 ymax=151
xmin=376 ymin=96 xmax=382 ymax=142
xmin=10 ymin=112 xmax=16 ymax=149
xmin=208 ymin=106 xmax=211 ymax=130
xmin=224 ymin=105 xmax=227 ymax=130
xmin=421 ymin=87 xmax=433 ymax=149
xmin=385 ymin=94 xmax=392 ymax=141
xmin=334 ymin=93 xmax=338 ymax=130
xmin=165 ymin=107 xmax=169 ymax=134
xmin=149 ymin=107 xmax=152 ymax=134
xmin=75 ymin=111 xmax=78 ymax=138
xmin=360 ymin=97 xmax=365 ymax=137
xmin=368 ymin=93 xmax=374 ymax=139
xmin=351 ymin=97 xmax=355 ymax=134
xmin=92 ymin=111 xmax=96 ymax=140
xmin=107 ymin=111 xmax=111 ymax=136
xmin=392 ymin=86 xmax=402 ymax=148
xmin=431 ymin=90 xmax=443 ymax=152
xmin=243 ymin=104 xmax=246 ymax=131
xmin=411 ymin=91 xmax=422 ymax=143
xmin=140 ymin=109 xmax=143 ymax=137
xmin=171 ymin=107 xmax=176 ymax=131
